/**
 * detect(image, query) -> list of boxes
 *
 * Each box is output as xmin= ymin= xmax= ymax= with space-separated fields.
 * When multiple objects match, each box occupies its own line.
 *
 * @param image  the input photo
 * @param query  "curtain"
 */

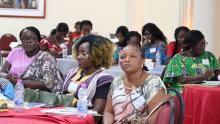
xmin=179 ymin=0 xmax=194 ymax=29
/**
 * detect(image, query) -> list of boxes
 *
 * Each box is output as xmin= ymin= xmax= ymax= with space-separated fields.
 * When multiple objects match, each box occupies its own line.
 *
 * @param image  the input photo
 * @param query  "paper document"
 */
xmin=40 ymin=107 xmax=98 ymax=116
xmin=0 ymin=93 xmax=9 ymax=100
xmin=203 ymin=81 xmax=220 ymax=86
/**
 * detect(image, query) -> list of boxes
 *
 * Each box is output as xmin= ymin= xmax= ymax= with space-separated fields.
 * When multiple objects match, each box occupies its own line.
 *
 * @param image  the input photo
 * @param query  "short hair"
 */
xmin=73 ymin=35 xmax=113 ymax=69
xmin=142 ymin=23 xmax=167 ymax=43
xmin=125 ymin=31 xmax=141 ymax=44
xmin=19 ymin=26 xmax=41 ymax=42
xmin=74 ymin=21 xmax=81 ymax=28
xmin=50 ymin=28 xmax=56 ymax=36
xmin=183 ymin=30 xmax=205 ymax=51
xmin=80 ymin=20 xmax=93 ymax=30
xmin=56 ymin=22 xmax=69 ymax=33
xmin=115 ymin=26 xmax=129 ymax=37
xmin=174 ymin=26 xmax=190 ymax=41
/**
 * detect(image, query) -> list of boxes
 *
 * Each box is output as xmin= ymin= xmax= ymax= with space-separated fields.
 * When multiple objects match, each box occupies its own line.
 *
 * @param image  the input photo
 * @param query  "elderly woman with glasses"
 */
xmin=0 ymin=26 xmax=63 ymax=95
xmin=163 ymin=30 xmax=220 ymax=91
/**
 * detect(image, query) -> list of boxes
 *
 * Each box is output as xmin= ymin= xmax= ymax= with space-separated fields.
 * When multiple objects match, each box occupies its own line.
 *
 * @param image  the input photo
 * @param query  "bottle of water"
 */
xmin=155 ymin=48 xmax=161 ymax=67
xmin=62 ymin=47 xmax=68 ymax=58
xmin=14 ymin=79 xmax=24 ymax=112
xmin=77 ymin=83 xmax=88 ymax=118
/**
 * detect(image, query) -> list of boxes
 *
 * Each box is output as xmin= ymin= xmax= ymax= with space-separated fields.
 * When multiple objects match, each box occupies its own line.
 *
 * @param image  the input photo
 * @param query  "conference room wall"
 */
xmin=0 ymin=0 xmax=219 ymax=57
xmin=0 ymin=0 xmax=179 ymax=42
xmin=193 ymin=0 xmax=220 ymax=57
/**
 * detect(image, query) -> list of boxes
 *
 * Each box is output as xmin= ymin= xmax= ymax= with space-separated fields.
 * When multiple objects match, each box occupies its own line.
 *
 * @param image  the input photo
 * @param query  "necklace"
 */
xmin=124 ymin=71 xmax=146 ymax=91
xmin=124 ymin=86 xmax=133 ymax=90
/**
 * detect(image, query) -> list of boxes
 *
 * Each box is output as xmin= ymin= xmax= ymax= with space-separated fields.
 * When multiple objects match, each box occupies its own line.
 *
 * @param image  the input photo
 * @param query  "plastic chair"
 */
xmin=155 ymin=98 xmax=175 ymax=124
xmin=0 ymin=34 xmax=17 ymax=57
xmin=167 ymin=88 xmax=184 ymax=124
xmin=155 ymin=88 xmax=184 ymax=124
xmin=0 ymin=34 xmax=17 ymax=65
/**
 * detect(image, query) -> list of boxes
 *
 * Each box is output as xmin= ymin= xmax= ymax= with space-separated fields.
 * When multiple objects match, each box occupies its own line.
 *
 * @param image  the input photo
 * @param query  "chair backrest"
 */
xmin=167 ymin=88 xmax=184 ymax=124
xmin=0 ymin=34 xmax=17 ymax=51
xmin=155 ymin=98 xmax=175 ymax=124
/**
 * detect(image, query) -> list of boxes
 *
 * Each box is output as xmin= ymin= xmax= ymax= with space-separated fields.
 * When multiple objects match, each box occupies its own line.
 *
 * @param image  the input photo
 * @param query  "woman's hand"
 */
xmin=5 ymin=74 xmax=18 ymax=85
xmin=202 ymin=69 xmax=214 ymax=80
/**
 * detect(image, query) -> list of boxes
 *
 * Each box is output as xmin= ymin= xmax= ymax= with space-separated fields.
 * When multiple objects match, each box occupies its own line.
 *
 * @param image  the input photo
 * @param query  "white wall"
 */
xmin=2 ymin=0 xmax=220 ymax=58
xmin=0 ymin=0 xmax=180 ymax=43
xmin=0 ymin=0 xmax=127 ymax=39
xmin=193 ymin=0 xmax=220 ymax=57
xmin=142 ymin=0 xmax=180 ymax=41
xmin=214 ymin=0 xmax=220 ymax=57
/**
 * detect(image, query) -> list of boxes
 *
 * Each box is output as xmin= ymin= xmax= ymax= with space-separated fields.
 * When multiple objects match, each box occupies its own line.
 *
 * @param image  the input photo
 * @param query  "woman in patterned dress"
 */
xmin=163 ymin=30 xmax=220 ymax=91
xmin=103 ymin=44 xmax=167 ymax=124
xmin=0 ymin=26 xmax=63 ymax=93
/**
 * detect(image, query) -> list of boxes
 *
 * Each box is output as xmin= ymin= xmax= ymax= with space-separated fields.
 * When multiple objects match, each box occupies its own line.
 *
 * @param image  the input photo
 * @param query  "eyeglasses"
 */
xmin=20 ymin=36 xmax=38 ymax=42
xmin=200 ymin=42 xmax=208 ymax=47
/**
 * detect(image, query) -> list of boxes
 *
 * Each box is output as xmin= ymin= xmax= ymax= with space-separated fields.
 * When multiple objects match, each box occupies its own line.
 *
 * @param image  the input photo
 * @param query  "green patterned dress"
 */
xmin=163 ymin=51 xmax=220 ymax=91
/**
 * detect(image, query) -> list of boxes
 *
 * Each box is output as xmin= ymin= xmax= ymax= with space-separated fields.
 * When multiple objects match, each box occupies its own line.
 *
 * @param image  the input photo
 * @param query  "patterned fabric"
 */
xmin=109 ymin=74 xmax=166 ymax=123
xmin=21 ymin=51 xmax=64 ymax=93
xmin=40 ymin=37 xmax=71 ymax=55
xmin=0 ymin=78 xmax=14 ymax=100
xmin=40 ymin=38 xmax=62 ymax=54
xmin=62 ymin=68 xmax=113 ymax=107
xmin=163 ymin=51 xmax=220 ymax=91
xmin=0 ymin=78 xmax=9 ymax=90
xmin=143 ymin=41 xmax=167 ymax=64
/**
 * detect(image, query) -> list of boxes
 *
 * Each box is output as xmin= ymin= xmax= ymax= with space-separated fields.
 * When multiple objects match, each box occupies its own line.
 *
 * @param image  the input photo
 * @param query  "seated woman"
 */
xmin=112 ymin=26 xmax=129 ymax=65
xmin=0 ymin=26 xmax=63 ymax=93
xmin=103 ymin=44 xmax=167 ymax=124
xmin=167 ymin=26 xmax=190 ymax=60
xmin=125 ymin=31 xmax=142 ymax=46
xmin=142 ymin=23 xmax=167 ymax=65
xmin=69 ymin=21 xmax=82 ymax=41
xmin=40 ymin=22 xmax=71 ymax=58
xmin=80 ymin=20 xmax=93 ymax=36
xmin=163 ymin=30 xmax=220 ymax=91
xmin=61 ymin=35 xmax=114 ymax=114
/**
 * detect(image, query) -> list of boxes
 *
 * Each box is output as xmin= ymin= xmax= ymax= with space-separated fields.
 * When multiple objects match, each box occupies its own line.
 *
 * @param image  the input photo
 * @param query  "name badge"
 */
xmin=67 ymin=82 xmax=79 ymax=93
xmin=202 ymin=59 xmax=209 ymax=65
xmin=150 ymin=48 xmax=156 ymax=53
xmin=133 ymin=96 xmax=145 ymax=110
